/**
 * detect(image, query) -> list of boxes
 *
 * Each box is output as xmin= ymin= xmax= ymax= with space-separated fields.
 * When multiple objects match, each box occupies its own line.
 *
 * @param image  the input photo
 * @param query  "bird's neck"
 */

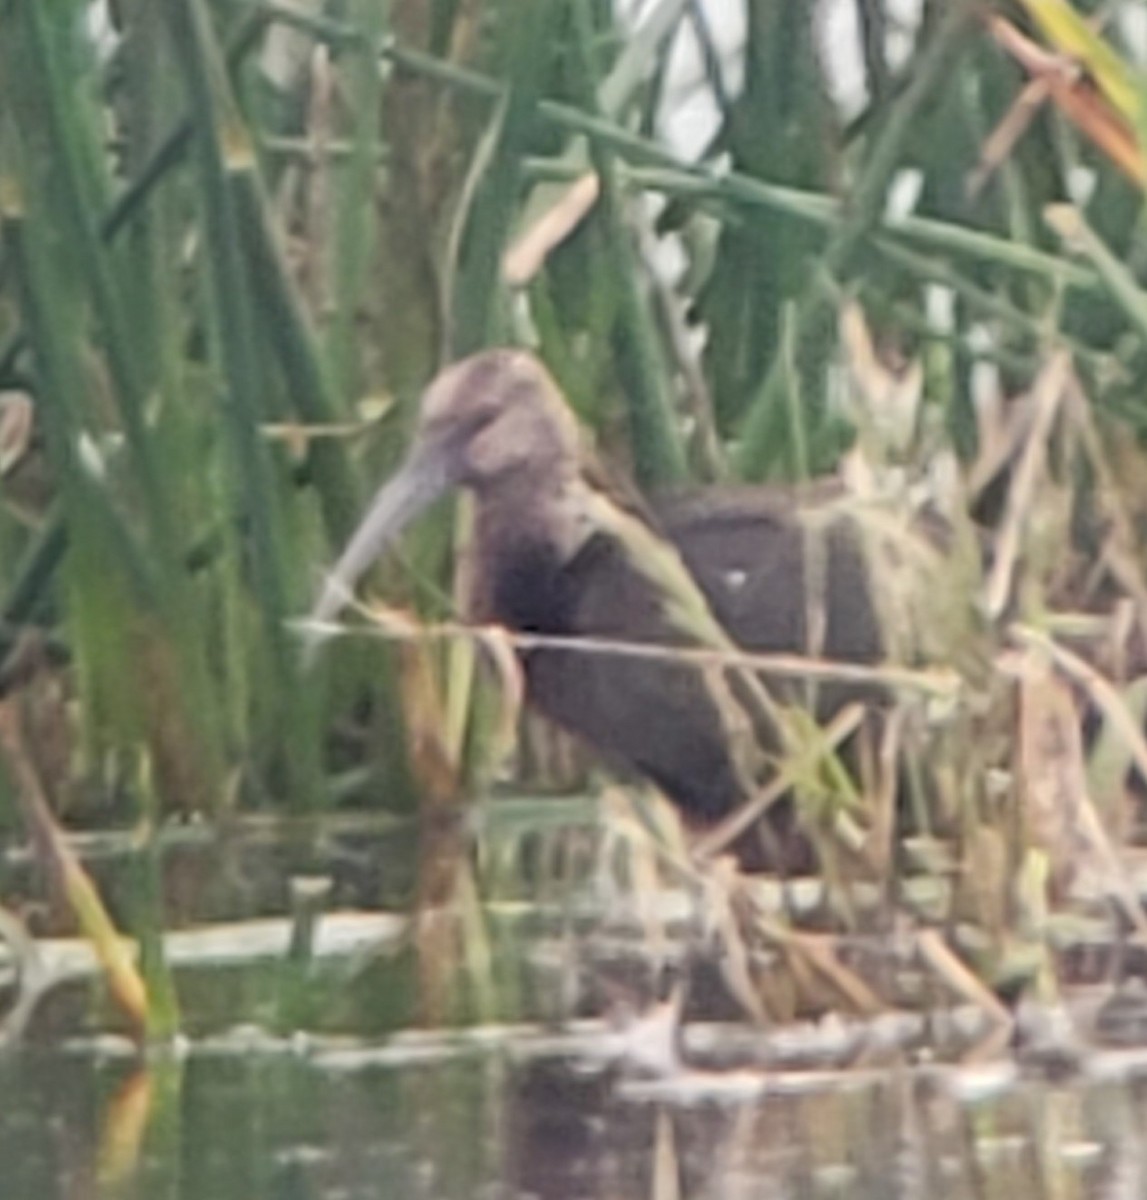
xmin=476 ymin=465 xmax=591 ymax=553
xmin=470 ymin=469 xmax=596 ymax=629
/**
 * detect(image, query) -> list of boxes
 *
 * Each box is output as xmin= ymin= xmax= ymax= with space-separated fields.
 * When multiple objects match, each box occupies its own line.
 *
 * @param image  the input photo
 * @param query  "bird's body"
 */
xmin=471 ymin=481 xmax=884 ymax=823
xmin=483 ymin=501 xmax=757 ymax=823
xmin=311 ymin=349 xmax=896 ymax=848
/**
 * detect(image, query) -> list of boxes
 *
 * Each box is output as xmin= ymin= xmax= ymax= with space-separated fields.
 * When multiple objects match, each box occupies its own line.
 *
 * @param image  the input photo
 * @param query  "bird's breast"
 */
xmin=480 ymin=535 xmax=580 ymax=634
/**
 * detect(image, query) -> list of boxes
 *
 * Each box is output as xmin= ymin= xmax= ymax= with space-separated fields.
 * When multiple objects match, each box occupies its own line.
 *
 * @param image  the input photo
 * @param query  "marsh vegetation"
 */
xmin=5 ymin=1 xmax=1147 ymax=1193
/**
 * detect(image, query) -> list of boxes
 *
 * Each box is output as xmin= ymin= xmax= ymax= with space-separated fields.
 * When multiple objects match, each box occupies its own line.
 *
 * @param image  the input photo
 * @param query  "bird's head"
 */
xmin=308 ymin=348 xmax=580 ymax=631
xmin=417 ymin=348 xmax=579 ymax=489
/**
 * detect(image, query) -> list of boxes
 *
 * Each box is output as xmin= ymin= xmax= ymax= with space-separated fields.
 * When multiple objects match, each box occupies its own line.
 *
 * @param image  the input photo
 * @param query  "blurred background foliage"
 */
xmin=1 ymin=0 xmax=1147 ymax=849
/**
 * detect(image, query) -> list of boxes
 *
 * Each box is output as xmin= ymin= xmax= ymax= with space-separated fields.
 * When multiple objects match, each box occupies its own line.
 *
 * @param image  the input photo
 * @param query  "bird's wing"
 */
xmin=654 ymin=489 xmax=884 ymax=663
xmin=520 ymin=531 xmax=766 ymax=822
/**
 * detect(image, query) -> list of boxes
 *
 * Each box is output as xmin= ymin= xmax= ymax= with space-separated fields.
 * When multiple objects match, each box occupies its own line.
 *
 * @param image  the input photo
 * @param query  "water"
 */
xmin=5 ymin=1030 xmax=1147 ymax=1199
xmin=5 ymin=814 xmax=1147 ymax=1198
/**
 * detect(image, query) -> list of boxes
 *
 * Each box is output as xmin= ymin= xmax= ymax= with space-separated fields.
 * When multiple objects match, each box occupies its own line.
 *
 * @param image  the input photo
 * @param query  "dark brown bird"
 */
xmin=309 ymin=349 xmax=890 ymax=841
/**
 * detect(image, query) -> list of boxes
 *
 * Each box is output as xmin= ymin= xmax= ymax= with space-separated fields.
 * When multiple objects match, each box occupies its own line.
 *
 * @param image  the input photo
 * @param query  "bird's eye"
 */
xmin=461 ymin=405 xmax=500 ymax=439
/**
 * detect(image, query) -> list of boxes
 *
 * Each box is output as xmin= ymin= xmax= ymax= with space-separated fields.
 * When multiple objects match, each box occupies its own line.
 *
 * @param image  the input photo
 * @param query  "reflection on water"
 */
xmin=5 ymin=813 xmax=1147 ymax=1198
xmin=2 ymin=1036 xmax=1146 ymax=1200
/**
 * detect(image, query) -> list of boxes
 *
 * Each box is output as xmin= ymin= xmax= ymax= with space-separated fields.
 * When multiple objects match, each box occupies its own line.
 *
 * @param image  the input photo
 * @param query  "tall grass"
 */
xmin=4 ymin=0 xmax=1147 ymax=1020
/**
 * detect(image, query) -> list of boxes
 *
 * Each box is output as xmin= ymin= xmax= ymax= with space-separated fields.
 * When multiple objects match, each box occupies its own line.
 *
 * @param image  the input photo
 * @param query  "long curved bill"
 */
xmin=305 ymin=437 xmax=456 ymax=651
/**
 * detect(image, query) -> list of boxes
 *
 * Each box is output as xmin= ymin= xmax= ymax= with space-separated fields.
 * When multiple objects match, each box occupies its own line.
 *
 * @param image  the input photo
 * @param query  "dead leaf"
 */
xmin=987 ymin=14 xmax=1144 ymax=187
xmin=0 ymin=391 xmax=34 ymax=476
xmin=502 ymin=172 xmax=601 ymax=286
xmin=983 ymin=351 xmax=1072 ymax=619
xmin=0 ymin=703 xmax=150 ymax=1035
xmin=1012 ymin=642 xmax=1147 ymax=934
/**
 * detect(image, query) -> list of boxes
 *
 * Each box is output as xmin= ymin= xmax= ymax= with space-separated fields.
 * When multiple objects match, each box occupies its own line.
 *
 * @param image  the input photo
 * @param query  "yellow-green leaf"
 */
xmin=1016 ymin=0 xmax=1140 ymax=124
